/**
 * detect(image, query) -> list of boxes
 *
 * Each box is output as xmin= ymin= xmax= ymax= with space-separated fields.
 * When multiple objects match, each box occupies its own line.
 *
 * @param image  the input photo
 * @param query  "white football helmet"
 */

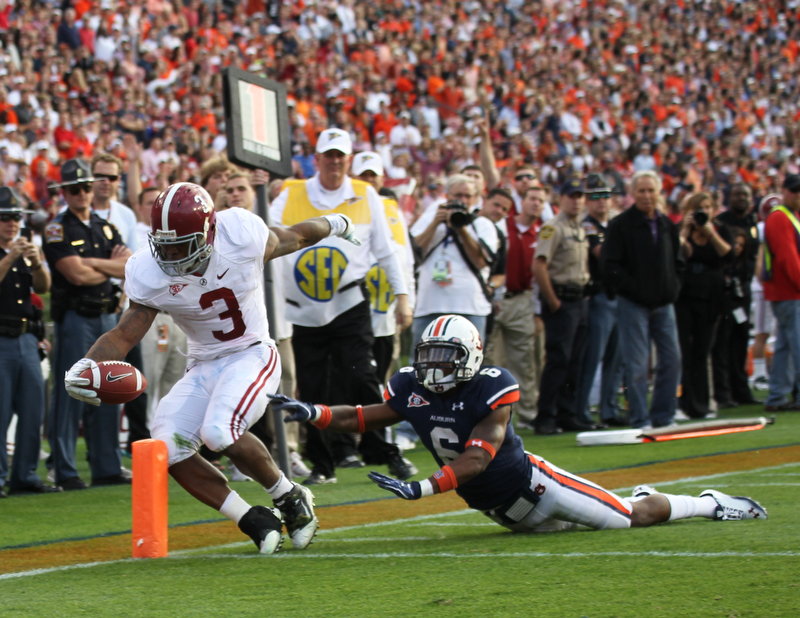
xmin=414 ymin=315 xmax=483 ymax=393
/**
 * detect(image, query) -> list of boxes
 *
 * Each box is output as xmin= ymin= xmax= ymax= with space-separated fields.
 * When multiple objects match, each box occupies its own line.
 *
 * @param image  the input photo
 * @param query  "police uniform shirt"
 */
xmin=0 ymin=246 xmax=34 ymax=318
xmin=534 ymin=211 xmax=590 ymax=286
xmin=43 ymin=209 xmax=124 ymax=298
xmin=270 ymin=175 xmax=408 ymax=328
xmin=383 ymin=365 xmax=528 ymax=511
xmin=582 ymin=214 xmax=607 ymax=293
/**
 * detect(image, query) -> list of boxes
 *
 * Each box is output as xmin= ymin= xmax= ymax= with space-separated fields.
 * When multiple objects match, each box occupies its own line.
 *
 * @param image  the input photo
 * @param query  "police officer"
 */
xmin=43 ymin=159 xmax=132 ymax=490
xmin=712 ymin=183 xmax=760 ymax=406
xmin=574 ymin=173 xmax=627 ymax=427
xmin=0 ymin=188 xmax=58 ymax=497
xmin=532 ymin=177 xmax=593 ymax=435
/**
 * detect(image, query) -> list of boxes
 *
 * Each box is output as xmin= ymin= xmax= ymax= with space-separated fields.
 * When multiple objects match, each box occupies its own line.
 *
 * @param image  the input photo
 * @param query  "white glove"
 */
xmin=65 ymin=358 xmax=101 ymax=406
xmin=324 ymin=214 xmax=362 ymax=246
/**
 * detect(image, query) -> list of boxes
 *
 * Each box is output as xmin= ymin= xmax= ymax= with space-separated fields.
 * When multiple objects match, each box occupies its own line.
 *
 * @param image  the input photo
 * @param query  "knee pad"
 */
xmin=200 ymin=423 xmax=233 ymax=453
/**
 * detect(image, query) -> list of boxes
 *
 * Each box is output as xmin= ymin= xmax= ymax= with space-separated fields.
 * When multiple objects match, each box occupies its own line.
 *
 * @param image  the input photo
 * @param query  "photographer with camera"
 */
xmin=676 ymin=192 xmax=733 ymax=419
xmin=410 ymin=174 xmax=499 ymax=346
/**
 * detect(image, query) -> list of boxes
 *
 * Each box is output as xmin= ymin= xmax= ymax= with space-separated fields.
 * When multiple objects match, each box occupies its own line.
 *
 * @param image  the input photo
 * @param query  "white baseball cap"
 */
xmin=351 ymin=151 xmax=384 ymax=177
xmin=316 ymin=128 xmax=352 ymax=155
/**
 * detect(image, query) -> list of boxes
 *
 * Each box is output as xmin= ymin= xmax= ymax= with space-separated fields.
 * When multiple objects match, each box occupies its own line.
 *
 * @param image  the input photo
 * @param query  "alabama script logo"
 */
xmin=169 ymin=284 xmax=187 ymax=296
xmin=408 ymin=393 xmax=430 ymax=408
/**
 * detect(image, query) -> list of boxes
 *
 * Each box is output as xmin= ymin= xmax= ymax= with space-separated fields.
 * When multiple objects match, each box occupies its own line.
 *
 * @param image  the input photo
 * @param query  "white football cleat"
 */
xmin=275 ymin=484 xmax=319 ymax=549
xmin=699 ymin=489 xmax=768 ymax=521
xmin=229 ymin=462 xmax=252 ymax=482
xmin=290 ymin=452 xmax=311 ymax=478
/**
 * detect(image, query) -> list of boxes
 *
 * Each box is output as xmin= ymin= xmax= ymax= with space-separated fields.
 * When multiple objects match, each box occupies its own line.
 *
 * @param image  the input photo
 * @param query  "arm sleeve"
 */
xmin=268 ymin=187 xmax=290 ymax=227
xmin=533 ymin=224 xmax=562 ymax=262
xmin=600 ymin=217 xmax=635 ymax=294
xmin=368 ymin=185 xmax=408 ymax=295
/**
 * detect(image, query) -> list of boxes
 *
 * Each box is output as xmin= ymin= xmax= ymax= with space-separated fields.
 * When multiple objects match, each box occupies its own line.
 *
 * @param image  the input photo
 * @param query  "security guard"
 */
xmin=0 ymin=188 xmax=58 ymax=497
xmin=574 ymin=173 xmax=626 ymax=427
xmin=270 ymin=129 xmax=412 ymax=485
xmin=43 ymin=159 xmax=131 ymax=490
xmin=532 ymin=177 xmax=593 ymax=435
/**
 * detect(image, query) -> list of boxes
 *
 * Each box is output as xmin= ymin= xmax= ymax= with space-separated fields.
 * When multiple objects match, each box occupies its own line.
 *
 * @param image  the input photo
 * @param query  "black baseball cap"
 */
xmin=783 ymin=174 xmax=800 ymax=192
xmin=57 ymin=158 xmax=96 ymax=187
xmin=560 ymin=177 xmax=584 ymax=196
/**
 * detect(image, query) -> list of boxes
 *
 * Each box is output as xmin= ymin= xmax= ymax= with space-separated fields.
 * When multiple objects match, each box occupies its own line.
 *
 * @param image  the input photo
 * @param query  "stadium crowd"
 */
xmin=3 ymin=0 xmax=800 ymax=495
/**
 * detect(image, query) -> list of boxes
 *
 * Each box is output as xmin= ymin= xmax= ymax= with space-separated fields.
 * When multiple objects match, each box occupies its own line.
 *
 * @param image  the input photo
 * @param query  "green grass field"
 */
xmin=2 ymin=405 xmax=799 ymax=617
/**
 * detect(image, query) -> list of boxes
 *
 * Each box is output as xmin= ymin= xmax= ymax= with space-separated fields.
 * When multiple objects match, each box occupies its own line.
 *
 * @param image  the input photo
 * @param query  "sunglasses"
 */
xmin=68 ymin=184 xmax=93 ymax=195
xmin=94 ymin=173 xmax=119 ymax=182
xmin=587 ymin=193 xmax=611 ymax=200
xmin=515 ymin=174 xmax=536 ymax=181
xmin=0 ymin=212 xmax=23 ymax=222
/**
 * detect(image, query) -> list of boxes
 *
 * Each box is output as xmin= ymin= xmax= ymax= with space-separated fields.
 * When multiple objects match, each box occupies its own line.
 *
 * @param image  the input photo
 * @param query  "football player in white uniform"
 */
xmin=63 ymin=182 xmax=361 ymax=554
xmin=273 ymin=315 xmax=768 ymax=533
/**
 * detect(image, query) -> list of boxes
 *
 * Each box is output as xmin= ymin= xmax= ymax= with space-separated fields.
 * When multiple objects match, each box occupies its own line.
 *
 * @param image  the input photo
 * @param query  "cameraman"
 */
xmin=410 ymin=174 xmax=499 ymax=346
xmin=676 ymin=192 xmax=733 ymax=419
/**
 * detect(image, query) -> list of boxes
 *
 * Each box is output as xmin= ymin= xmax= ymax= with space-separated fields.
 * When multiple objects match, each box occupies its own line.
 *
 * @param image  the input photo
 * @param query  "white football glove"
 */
xmin=325 ymin=214 xmax=362 ymax=247
xmin=65 ymin=358 xmax=101 ymax=406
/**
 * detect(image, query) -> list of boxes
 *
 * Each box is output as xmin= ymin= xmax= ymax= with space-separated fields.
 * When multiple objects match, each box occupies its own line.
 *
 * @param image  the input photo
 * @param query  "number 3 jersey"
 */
xmin=124 ymin=208 xmax=272 ymax=362
xmin=384 ymin=366 xmax=531 ymax=511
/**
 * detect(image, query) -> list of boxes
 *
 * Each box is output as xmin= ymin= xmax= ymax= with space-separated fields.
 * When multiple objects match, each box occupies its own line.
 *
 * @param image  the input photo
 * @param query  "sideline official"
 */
xmin=533 ymin=178 xmax=593 ymax=435
xmin=43 ymin=159 xmax=131 ymax=490
xmin=0 ymin=188 xmax=57 ymax=496
xmin=270 ymin=129 xmax=412 ymax=485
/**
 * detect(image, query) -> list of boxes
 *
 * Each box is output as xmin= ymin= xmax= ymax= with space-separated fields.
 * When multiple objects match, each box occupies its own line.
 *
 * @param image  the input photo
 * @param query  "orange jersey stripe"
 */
xmin=491 ymin=390 xmax=520 ymax=409
xmin=531 ymin=456 xmax=631 ymax=516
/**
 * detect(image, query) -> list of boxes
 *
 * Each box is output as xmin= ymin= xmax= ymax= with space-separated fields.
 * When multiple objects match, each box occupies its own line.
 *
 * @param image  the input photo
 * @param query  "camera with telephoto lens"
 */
xmin=693 ymin=209 xmax=709 ymax=226
xmin=444 ymin=200 xmax=476 ymax=228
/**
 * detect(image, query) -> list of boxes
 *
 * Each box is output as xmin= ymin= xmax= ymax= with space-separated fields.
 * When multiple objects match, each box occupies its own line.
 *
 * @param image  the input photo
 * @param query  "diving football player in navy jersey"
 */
xmin=273 ymin=315 xmax=767 ymax=531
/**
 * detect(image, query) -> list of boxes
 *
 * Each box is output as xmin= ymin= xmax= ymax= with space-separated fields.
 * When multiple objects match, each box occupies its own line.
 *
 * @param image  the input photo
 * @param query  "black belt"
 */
xmin=504 ymin=290 xmax=527 ymax=299
xmin=0 ymin=315 xmax=36 ymax=338
xmin=552 ymin=283 xmax=587 ymax=302
xmin=286 ymin=279 xmax=365 ymax=308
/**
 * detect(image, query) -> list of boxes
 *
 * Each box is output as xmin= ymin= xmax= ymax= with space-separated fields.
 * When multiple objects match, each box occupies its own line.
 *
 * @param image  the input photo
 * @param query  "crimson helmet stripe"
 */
xmin=160 ymin=182 xmax=191 ymax=232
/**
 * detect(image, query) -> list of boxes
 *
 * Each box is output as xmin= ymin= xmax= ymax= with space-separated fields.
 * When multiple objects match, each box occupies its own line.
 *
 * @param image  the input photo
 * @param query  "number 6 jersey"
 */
xmin=383 ymin=366 xmax=530 ymax=511
xmin=124 ymin=208 xmax=273 ymax=362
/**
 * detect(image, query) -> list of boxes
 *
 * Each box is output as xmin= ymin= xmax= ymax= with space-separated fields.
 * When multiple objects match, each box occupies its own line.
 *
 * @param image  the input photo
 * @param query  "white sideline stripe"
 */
xmin=3 ymin=464 xmax=797 ymax=580
xmin=677 ymin=482 xmax=800 ymax=488
xmin=611 ymin=461 xmax=800 ymax=493
xmin=407 ymin=523 xmax=496 ymax=527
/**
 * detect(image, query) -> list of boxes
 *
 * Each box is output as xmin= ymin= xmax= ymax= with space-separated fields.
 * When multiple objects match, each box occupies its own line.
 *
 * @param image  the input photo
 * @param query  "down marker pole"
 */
xmin=132 ymin=439 xmax=169 ymax=558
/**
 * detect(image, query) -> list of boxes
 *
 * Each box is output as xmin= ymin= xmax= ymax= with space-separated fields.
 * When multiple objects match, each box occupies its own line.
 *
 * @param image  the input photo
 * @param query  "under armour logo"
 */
xmin=749 ymin=507 xmax=760 ymax=518
xmin=452 ymin=402 xmax=464 ymax=411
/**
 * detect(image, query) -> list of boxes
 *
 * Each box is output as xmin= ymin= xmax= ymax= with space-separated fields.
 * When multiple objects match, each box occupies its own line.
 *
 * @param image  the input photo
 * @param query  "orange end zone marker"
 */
xmin=132 ymin=439 xmax=169 ymax=558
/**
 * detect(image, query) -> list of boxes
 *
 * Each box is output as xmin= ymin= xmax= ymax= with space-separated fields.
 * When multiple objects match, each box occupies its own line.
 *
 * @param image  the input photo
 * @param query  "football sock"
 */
xmin=266 ymin=472 xmax=294 ymax=500
xmin=665 ymin=494 xmax=718 ymax=520
xmin=752 ymin=358 xmax=767 ymax=379
xmin=219 ymin=490 xmax=251 ymax=524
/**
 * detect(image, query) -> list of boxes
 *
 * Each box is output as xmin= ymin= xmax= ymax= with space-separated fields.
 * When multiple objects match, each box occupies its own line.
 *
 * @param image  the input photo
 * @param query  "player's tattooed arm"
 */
xmin=85 ymin=301 xmax=158 ymax=361
xmin=264 ymin=217 xmax=336 ymax=261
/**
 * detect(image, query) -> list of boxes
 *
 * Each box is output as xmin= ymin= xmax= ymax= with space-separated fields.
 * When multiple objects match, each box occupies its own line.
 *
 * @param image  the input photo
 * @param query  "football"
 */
xmin=79 ymin=360 xmax=147 ymax=405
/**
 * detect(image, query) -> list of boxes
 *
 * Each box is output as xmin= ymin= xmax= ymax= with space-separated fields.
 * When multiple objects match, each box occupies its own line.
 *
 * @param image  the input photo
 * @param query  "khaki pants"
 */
xmin=140 ymin=314 xmax=187 ymax=427
xmin=485 ymin=293 xmax=538 ymax=421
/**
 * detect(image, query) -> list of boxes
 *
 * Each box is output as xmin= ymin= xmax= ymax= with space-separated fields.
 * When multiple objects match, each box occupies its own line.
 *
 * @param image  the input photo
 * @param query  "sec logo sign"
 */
xmin=294 ymin=246 xmax=349 ymax=302
xmin=365 ymin=263 xmax=395 ymax=314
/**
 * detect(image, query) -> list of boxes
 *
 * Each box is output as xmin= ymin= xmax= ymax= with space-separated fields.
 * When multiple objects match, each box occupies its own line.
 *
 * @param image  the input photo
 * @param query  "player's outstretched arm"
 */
xmin=273 ymin=394 xmax=403 ymax=431
xmin=65 ymin=302 xmax=158 ymax=406
xmin=85 ymin=301 xmax=158 ymax=361
xmin=264 ymin=214 xmax=361 ymax=262
xmin=368 ymin=405 xmax=510 ymax=501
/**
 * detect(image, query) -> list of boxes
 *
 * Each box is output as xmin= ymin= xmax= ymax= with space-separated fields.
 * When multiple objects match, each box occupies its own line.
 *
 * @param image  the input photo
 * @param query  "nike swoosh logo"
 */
xmin=106 ymin=372 xmax=133 ymax=383
xmin=217 ymin=268 xmax=230 ymax=280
